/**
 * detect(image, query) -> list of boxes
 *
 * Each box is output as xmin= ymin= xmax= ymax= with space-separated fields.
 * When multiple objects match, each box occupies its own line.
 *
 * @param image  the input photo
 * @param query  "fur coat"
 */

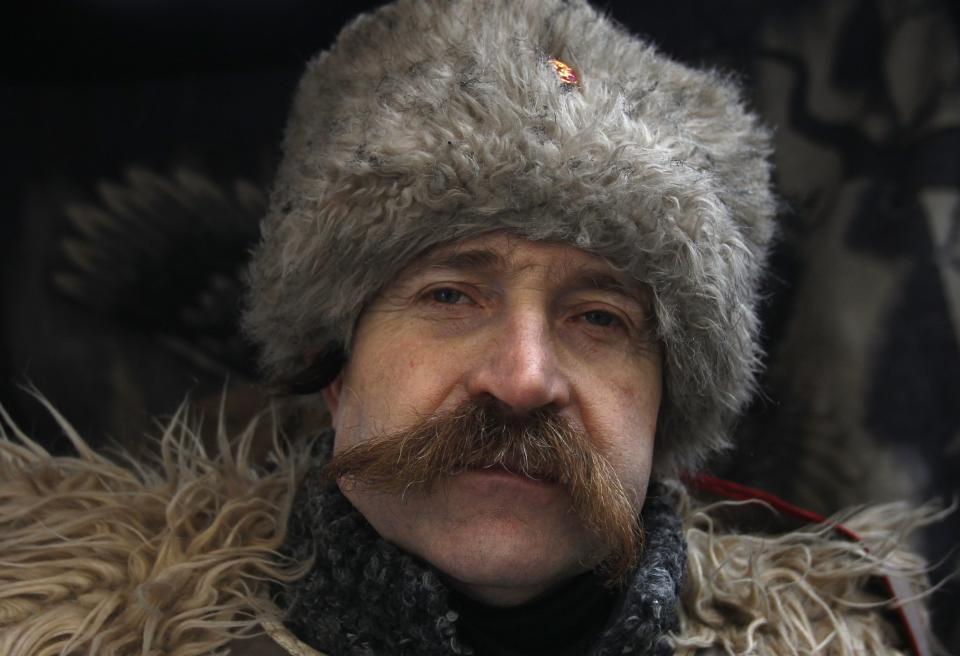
xmin=0 ymin=400 xmax=937 ymax=655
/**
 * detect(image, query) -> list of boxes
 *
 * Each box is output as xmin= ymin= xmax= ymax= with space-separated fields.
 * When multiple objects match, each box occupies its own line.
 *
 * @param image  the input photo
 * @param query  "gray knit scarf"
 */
xmin=278 ymin=434 xmax=686 ymax=656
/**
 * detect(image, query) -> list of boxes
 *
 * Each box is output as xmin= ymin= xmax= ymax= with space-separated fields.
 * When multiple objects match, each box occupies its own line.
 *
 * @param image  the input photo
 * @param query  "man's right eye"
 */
xmin=430 ymin=288 xmax=465 ymax=304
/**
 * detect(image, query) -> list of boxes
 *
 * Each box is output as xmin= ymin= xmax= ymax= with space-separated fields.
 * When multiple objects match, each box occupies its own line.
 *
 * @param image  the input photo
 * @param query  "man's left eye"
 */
xmin=431 ymin=288 xmax=465 ymax=304
xmin=583 ymin=310 xmax=619 ymax=327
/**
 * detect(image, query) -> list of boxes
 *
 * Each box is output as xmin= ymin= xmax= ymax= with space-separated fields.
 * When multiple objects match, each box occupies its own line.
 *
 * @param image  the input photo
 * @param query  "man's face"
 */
xmin=322 ymin=232 xmax=661 ymax=606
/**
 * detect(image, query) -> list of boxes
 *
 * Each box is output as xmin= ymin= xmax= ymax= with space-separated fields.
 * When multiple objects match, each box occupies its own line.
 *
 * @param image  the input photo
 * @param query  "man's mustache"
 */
xmin=323 ymin=400 xmax=643 ymax=584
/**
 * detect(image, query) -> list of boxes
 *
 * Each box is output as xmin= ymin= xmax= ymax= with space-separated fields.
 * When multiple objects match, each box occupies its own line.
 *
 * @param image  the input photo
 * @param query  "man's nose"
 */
xmin=464 ymin=309 xmax=571 ymax=415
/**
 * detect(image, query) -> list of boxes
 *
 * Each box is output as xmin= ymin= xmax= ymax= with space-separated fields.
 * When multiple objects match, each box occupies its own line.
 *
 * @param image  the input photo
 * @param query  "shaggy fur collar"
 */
xmin=0 ymin=405 xmax=936 ymax=655
xmin=278 ymin=449 xmax=685 ymax=656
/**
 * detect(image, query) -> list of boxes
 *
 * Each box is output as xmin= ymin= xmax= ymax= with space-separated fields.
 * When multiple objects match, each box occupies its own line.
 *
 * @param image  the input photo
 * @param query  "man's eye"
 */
xmin=583 ymin=310 xmax=619 ymax=327
xmin=430 ymin=288 xmax=465 ymax=304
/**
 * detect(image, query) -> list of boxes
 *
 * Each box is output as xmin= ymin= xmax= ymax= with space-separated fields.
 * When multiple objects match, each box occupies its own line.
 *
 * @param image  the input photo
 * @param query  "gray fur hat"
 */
xmin=243 ymin=0 xmax=776 ymax=473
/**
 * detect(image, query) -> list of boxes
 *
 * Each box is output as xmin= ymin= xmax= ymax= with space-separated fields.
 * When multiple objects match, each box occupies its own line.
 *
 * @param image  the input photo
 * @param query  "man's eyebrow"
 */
xmin=562 ymin=270 xmax=650 ymax=308
xmin=420 ymin=248 xmax=507 ymax=273
xmin=398 ymin=249 xmax=649 ymax=306
xmin=390 ymin=247 xmax=506 ymax=288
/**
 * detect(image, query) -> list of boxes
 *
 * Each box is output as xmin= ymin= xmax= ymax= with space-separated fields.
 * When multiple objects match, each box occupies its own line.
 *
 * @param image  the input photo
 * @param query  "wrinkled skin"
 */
xmin=323 ymin=232 xmax=662 ymax=606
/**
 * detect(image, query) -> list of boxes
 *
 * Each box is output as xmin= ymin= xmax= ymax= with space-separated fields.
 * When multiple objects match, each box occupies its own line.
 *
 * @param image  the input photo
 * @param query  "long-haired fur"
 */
xmin=667 ymin=481 xmax=942 ymax=655
xmin=0 ymin=399 xmax=939 ymax=655
xmin=0 ymin=397 xmax=314 ymax=656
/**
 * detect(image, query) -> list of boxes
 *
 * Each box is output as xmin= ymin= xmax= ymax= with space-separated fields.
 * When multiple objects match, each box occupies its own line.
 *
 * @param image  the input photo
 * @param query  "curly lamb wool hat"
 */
xmin=243 ymin=0 xmax=777 ymax=473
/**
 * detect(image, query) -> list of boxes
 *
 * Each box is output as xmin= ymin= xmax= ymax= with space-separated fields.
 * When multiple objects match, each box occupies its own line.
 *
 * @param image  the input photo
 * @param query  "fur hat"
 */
xmin=242 ymin=0 xmax=777 ymax=473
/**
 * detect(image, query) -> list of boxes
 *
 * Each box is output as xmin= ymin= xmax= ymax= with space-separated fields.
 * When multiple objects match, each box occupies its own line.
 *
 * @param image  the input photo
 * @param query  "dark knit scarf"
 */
xmin=278 ymin=434 xmax=686 ymax=656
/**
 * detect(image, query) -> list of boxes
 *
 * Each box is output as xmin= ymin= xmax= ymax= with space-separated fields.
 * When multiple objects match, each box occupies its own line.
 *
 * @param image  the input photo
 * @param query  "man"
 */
xmin=239 ymin=0 xmax=773 ymax=648
xmin=0 ymin=0 xmax=935 ymax=654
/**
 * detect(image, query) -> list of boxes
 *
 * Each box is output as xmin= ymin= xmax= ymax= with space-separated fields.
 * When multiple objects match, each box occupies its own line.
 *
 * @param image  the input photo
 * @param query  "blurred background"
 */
xmin=2 ymin=0 xmax=958 ymax=648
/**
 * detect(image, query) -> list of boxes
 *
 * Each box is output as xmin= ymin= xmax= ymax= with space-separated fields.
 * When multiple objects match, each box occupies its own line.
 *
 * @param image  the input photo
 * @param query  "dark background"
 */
xmin=2 ymin=0 xmax=959 ymax=648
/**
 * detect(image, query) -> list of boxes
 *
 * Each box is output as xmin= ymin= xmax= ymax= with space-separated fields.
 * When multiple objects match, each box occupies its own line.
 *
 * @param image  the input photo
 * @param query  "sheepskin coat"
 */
xmin=0 ymin=404 xmax=935 ymax=656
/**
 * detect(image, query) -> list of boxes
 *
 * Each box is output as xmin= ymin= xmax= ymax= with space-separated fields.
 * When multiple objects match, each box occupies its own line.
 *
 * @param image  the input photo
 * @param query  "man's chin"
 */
xmin=433 ymin=543 xmax=597 ymax=607
xmin=409 ymin=503 xmax=605 ymax=606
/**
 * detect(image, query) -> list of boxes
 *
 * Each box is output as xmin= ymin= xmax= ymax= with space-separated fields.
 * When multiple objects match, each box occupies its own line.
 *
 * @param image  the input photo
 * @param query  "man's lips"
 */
xmin=467 ymin=464 xmax=561 ymax=485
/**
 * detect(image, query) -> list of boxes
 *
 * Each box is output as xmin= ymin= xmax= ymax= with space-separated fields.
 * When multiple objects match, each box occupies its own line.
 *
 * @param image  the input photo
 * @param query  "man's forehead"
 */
xmin=396 ymin=233 xmax=647 ymax=300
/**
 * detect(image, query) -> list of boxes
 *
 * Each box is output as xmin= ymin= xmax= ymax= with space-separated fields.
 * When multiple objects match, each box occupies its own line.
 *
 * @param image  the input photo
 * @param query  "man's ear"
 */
xmin=322 ymin=374 xmax=345 ymax=422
